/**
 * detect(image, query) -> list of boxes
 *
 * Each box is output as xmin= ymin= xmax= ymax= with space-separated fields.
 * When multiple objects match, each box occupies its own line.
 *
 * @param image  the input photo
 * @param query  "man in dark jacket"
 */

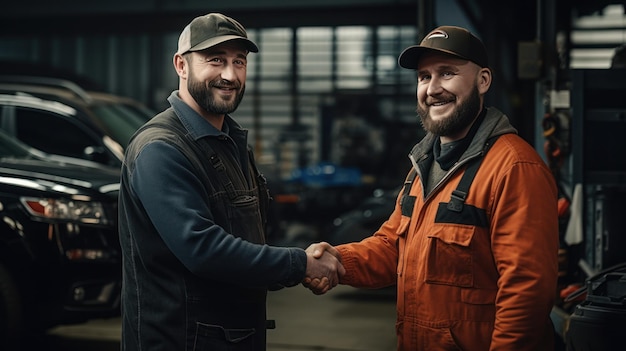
xmin=118 ymin=13 xmax=344 ymax=351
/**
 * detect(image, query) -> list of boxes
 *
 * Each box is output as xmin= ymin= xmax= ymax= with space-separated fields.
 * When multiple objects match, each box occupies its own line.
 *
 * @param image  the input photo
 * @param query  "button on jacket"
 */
xmin=336 ymin=107 xmax=559 ymax=351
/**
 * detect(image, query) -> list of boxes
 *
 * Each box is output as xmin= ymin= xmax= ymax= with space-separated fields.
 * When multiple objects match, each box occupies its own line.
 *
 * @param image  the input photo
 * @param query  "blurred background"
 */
xmin=1 ymin=0 xmax=626 ymax=350
xmin=2 ymin=0 xmax=621 ymax=185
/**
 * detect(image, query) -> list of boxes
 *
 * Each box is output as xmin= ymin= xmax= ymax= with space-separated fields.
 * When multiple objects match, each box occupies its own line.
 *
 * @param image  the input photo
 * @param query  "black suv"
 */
xmin=0 ymin=130 xmax=121 ymax=343
xmin=0 ymin=75 xmax=153 ymax=167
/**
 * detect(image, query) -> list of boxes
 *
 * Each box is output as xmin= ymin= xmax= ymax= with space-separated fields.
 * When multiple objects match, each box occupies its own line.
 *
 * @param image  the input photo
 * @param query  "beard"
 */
xmin=417 ymin=85 xmax=481 ymax=137
xmin=187 ymin=73 xmax=245 ymax=115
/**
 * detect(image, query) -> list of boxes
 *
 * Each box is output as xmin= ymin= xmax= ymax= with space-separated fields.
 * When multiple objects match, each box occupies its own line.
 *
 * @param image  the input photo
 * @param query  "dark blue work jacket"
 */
xmin=118 ymin=92 xmax=306 ymax=351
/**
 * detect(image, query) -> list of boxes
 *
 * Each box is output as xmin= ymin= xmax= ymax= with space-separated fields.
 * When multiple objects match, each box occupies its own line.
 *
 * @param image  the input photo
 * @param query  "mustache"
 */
xmin=425 ymin=96 xmax=455 ymax=106
xmin=210 ymin=79 xmax=240 ymax=89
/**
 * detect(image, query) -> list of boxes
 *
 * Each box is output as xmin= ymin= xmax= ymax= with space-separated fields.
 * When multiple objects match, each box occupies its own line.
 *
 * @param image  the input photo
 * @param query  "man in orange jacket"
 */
xmin=306 ymin=25 xmax=559 ymax=351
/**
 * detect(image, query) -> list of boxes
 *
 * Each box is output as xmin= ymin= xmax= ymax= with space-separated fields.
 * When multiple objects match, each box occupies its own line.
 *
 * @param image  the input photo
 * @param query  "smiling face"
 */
xmin=415 ymin=52 xmax=491 ymax=142
xmin=174 ymin=40 xmax=249 ymax=123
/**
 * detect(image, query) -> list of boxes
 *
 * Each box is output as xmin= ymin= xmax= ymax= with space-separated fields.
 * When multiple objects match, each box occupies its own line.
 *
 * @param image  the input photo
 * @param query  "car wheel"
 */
xmin=0 ymin=263 xmax=23 ymax=343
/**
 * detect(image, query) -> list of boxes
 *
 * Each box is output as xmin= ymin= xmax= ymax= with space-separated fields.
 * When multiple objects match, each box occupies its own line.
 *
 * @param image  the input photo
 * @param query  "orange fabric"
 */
xmin=337 ymin=134 xmax=559 ymax=351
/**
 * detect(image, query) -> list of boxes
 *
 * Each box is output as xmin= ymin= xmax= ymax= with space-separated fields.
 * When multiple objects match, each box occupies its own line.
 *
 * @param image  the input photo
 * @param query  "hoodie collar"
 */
xmin=409 ymin=106 xmax=517 ymax=166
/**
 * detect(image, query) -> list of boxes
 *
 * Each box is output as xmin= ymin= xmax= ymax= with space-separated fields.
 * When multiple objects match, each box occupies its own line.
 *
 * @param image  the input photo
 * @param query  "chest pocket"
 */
xmin=398 ymin=137 xmax=499 ymax=285
xmin=206 ymin=151 xmax=267 ymax=244
xmin=138 ymin=116 xmax=269 ymax=245
xmin=427 ymin=139 xmax=498 ymax=286
xmin=425 ymin=225 xmax=475 ymax=287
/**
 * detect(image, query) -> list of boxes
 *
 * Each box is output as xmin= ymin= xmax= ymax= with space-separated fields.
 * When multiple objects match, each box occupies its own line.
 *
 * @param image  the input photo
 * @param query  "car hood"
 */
xmin=0 ymin=157 xmax=120 ymax=199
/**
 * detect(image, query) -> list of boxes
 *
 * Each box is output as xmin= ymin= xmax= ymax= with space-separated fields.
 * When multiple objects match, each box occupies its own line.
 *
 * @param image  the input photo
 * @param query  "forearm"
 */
xmin=337 ymin=234 xmax=398 ymax=288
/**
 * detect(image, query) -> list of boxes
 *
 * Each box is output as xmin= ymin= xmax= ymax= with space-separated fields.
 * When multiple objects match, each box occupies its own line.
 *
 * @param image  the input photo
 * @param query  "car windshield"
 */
xmin=90 ymin=103 xmax=153 ymax=149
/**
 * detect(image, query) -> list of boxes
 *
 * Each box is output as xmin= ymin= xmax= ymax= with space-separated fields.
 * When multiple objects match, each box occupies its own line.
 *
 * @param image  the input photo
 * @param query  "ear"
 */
xmin=173 ymin=53 xmax=187 ymax=79
xmin=477 ymin=67 xmax=492 ymax=94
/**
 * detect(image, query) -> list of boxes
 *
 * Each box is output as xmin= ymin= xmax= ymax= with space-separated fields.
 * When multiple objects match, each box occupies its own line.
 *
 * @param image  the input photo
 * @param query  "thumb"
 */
xmin=313 ymin=248 xmax=323 ymax=258
xmin=338 ymin=262 xmax=346 ymax=277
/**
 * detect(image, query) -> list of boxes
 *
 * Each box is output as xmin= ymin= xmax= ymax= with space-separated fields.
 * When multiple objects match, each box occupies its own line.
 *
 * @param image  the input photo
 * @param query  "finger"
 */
xmin=338 ymin=262 xmax=346 ymax=277
xmin=321 ymin=243 xmax=342 ymax=262
xmin=307 ymin=242 xmax=338 ymax=259
xmin=308 ymin=277 xmax=323 ymax=289
xmin=324 ymin=252 xmax=342 ymax=286
xmin=314 ymin=287 xmax=329 ymax=295
xmin=310 ymin=281 xmax=328 ymax=295
xmin=313 ymin=283 xmax=330 ymax=295
xmin=305 ymin=243 xmax=325 ymax=258
xmin=322 ymin=264 xmax=336 ymax=288
xmin=305 ymin=243 xmax=317 ymax=254
xmin=318 ymin=276 xmax=330 ymax=290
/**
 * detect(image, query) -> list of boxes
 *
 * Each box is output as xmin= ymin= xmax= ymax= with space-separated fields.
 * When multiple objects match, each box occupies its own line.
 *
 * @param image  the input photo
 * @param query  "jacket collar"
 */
xmin=167 ymin=90 xmax=248 ymax=144
xmin=409 ymin=106 xmax=517 ymax=166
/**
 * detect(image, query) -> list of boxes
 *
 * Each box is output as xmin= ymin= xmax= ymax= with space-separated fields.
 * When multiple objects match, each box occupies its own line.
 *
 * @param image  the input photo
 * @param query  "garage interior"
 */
xmin=1 ymin=0 xmax=625 ymax=350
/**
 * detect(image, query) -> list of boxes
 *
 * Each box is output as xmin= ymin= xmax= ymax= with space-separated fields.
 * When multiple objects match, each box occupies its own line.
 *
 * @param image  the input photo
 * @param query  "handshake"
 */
xmin=302 ymin=242 xmax=345 ymax=295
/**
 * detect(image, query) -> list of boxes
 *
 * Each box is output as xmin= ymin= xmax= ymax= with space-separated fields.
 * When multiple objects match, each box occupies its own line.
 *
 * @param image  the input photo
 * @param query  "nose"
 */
xmin=220 ymin=63 xmax=236 ymax=82
xmin=426 ymin=76 xmax=443 ymax=96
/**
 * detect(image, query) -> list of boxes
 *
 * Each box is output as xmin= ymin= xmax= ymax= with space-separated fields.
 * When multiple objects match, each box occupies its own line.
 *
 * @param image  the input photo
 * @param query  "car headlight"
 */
xmin=20 ymin=197 xmax=110 ymax=225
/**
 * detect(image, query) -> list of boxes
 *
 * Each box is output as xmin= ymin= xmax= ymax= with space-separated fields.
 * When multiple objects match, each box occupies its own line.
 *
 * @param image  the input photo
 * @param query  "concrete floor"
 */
xmin=17 ymin=285 xmax=397 ymax=351
xmin=266 ymin=285 xmax=397 ymax=351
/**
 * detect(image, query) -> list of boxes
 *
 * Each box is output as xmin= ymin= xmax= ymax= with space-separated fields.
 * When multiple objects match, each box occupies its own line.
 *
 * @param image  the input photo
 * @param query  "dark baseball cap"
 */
xmin=398 ymin=26 xmax=488 ymax=69
xmin=176 ymin=13 xmax=259 ymax=55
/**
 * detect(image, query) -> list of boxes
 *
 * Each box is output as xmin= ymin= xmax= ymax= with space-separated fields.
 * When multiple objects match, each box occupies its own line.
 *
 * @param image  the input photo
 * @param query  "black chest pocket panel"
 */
xmin=434 ymin=202 xmax=488 ymax=227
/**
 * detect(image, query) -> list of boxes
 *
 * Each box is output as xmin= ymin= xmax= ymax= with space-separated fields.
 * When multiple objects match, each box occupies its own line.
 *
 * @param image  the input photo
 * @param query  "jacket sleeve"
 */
xmin=130 ymin=140 xmax=307 ymax=287
xmin=489 ymin=158 xmax=559 ymax=350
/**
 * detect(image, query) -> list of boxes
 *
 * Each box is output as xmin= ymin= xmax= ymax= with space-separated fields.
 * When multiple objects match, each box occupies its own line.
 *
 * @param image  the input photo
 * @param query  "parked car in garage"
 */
xmin=0 ymin=130 xmax=121 ymax=344
xmin=0 ymin=75 xmax=153 ymax=167
xmin=327 ymin=186 xmax=398 ymax=245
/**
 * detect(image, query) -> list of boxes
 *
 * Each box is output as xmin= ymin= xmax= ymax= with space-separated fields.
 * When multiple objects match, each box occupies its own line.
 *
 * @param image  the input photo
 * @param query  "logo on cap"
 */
xmin=398 ymin=25 xmax=489 ymax=69
xmin=426 ymin=30 xmax=449 ymax=40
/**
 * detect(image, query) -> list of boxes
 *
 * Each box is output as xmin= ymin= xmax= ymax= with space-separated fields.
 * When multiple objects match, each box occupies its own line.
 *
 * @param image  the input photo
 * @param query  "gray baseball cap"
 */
xmin=398 ymin=26 xmax=488 ymax=69
xmin=176 ymin=13 xmax=259 ymax=55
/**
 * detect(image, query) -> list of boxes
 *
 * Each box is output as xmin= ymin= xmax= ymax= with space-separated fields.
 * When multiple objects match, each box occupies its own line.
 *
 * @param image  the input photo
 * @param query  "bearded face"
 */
xmin=187 ymin=64 xmax=246 ymax=115
xmin=417 ymin=83 xmax=481 ymax=137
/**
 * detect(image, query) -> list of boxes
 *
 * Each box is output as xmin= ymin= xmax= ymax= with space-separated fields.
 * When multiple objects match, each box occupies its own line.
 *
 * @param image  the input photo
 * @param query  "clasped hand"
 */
xmin=302 ymin=242 xmax=345 ymax=295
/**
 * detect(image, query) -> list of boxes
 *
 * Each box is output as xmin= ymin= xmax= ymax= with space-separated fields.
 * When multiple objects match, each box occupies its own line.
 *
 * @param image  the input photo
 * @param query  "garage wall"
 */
xmin=5 ymin=0 xmax=620 ymax=185
xmin=0 ymin=3 xmax=423 ymax=185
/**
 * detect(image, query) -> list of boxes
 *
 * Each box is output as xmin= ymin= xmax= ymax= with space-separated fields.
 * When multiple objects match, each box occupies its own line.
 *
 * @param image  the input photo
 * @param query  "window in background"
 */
xmin=236 ymin=24 xmax=417 ymax=178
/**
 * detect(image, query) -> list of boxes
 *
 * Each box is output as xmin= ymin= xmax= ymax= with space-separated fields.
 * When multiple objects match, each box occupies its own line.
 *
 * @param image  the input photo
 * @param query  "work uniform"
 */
xmin=119 ymin=91 xmax=307 ymax=351
xmin=336 ymin=107 xmax=559 ymax=351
